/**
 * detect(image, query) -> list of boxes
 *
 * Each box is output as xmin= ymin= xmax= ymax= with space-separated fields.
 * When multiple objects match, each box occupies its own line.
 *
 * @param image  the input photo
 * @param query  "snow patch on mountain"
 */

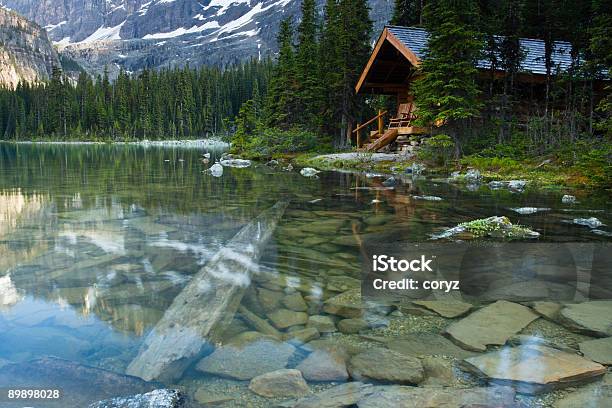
xmin=80 ymin=21 xmax=125 ymax=43
xmin=143 ymin=21 xmax=220 ymax=39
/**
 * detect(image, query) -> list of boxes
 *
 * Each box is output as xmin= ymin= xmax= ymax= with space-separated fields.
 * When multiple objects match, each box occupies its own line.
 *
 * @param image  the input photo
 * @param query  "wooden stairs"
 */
xmin=362 ymin=128 xmax=398 ymax=152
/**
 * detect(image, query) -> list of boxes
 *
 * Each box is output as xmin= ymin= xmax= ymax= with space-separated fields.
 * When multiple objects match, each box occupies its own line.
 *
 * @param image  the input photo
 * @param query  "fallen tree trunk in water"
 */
xmin=126 ymin=201 xmax=289 ymax=381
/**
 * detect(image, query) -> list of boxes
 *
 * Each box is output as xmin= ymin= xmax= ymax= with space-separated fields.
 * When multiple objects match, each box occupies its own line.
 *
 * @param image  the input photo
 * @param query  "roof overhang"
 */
xmin=355 ymin=27 xmax=422 ymax=95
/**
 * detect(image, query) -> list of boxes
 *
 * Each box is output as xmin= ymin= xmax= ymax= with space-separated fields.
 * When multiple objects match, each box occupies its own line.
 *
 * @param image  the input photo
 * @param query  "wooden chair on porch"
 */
xmin=388 ymin=102 xmax=417 ymax=129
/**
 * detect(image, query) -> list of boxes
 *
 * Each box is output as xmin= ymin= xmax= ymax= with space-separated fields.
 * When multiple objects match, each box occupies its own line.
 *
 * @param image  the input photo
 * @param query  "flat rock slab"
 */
xmin=294 ymin=382 xmax=375 ymax=408
xmin=560 ymin=301 xmax=612 ymax=337
xmin=386 ymin=333 xmax=476 ymax=359
xmin=0 ymin=357 xmax=155 ymax=408
xmin=531 ymin=301 xmax=563 ymax=320
xmin=348 ymin=348 xmax=424 ymax=385
xmin=357 ymin=385 xmax=516 ymax=408
xmin=444 ymin=300 xmax=539 ymax=351
xmin=412 ymin=300 xmax=472 ymax=318
xmin=248 ymin=369 xmax=309 ymax=398
xmin=579 ymin=337 xmax=612 ymax=365
xmin=554 ymin=384 xmax=612 ymax=408
xmin=323 ymin=288 xmax=364 ymax=318
xmin=88 ymin=389 xmax=183 ymax=408
xmin=196 ymin=339 xmax=295 ymax=380
xmin=460 ymin=345 xmax=606 ymax=394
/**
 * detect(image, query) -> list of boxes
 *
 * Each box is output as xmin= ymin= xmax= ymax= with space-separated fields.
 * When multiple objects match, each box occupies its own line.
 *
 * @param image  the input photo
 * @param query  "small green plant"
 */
xmin=417 ymin=134 xmax=455 ymax=167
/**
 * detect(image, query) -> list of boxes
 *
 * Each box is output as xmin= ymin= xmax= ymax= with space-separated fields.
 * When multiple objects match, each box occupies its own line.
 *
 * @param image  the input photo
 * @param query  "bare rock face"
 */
xmin=460 ymin=345 xmax=606 ymax=394
xmin=248 ymin=369 xmax=309 ymax=398
xmin=0 ymin=7 xmax=60 ymax=88
xmin=2 ymin=0 xmax=393 ymax=77
xmin=444 ymin=300 xmax=539 ymax=352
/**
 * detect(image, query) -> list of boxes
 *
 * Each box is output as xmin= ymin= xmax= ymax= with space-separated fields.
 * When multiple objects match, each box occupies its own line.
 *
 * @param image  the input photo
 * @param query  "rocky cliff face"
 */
xmin=1 ymin=0 xmax=392 ymax=77
xmin=0 ymin=6 xmax=60 ymax=88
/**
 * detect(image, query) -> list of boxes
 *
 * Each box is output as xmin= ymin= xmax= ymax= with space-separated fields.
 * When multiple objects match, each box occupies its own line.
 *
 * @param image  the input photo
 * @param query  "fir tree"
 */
xmin=413 ymin=0 xmax=483 ymax=148
xmin=391 ymin=0 xmax=425 ymax=26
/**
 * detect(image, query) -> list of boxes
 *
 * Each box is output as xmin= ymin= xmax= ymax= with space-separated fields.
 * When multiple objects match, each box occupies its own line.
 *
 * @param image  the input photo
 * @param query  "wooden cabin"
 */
xmin=354 ymin=26 xmax=576 ymax=152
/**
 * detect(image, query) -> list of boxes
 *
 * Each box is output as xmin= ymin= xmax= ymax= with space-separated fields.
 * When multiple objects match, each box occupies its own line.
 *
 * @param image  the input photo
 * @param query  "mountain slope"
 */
xmin=1 ymin=0 xmax=392 ymax=76
xmin=0 ymin=6 xmax=60 ymax=88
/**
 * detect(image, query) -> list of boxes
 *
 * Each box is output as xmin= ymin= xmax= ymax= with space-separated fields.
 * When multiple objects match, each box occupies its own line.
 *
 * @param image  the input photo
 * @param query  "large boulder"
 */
xmin=348 ymin=348 xmax=424 ymax=385
xmin=248 ymin=369 xmax=309 ymax=398
xmin=195 ymin=339 xmax=295 ymax=380
xmin=460 ymin=345 xmax=606 ymax=394
xmin=444 ymin=300 xmax=539 ymax=351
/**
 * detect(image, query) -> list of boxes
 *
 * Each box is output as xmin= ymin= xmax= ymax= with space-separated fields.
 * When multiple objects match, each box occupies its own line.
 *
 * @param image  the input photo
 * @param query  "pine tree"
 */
xmin=413 ymin=0 xmax=483 ymax=148
xmin=296 ymin=0 xmax=322 ymax=129
xmin=265 ymin=18 xmax=299 ymax=128
xmin=391 ymin=0 xmax=425 ymax=26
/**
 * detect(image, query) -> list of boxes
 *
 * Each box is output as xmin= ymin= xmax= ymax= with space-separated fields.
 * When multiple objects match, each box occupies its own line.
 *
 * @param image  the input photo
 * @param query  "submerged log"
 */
xmin=126 ymin=201 xmax=289 ymax=381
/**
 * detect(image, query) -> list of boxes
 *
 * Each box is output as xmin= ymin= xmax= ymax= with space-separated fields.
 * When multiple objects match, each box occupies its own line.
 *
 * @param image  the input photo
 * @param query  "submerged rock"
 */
xmin=488 ymin=180 xmax=506 ymax=189
xmin=510 ymin=207 xmax=551 ymax=215
xmin=0 ymin=357 xmax=155 ymax=407
xmin=431 ymin=216 xmax=540 ymax=240
xmin=88 ymin=389 xmax=183 ymax=408
xmin=386 ymin=333 xmax=476 ymax=359
xmin=554 ymin=383 xmax=612 ymax=408
xmin=220 ymin=158 xmax=252 ymax=168
xmin=592 ymin=229 xmax=612 ymax=237
xmin=297 ymin=348 xmax=349 ymax=382
xmin=267 ymin=309 xmax=309 ymax=329
xmin=579 ymin=337 xmax=612 ymax=365
xmin=196 ymin=339 xmax=296 ymax=380
xmin=307 ymin=315 xmax=337 ymax=333
xmin=444 ymin=300 xmax=539 ymax=352
xmin=411 ymin=300 xmax=472 ymax=318
xmin=338 ymin=318 xmax=369 ymax=334
xmin=294 ymin=382 xmax=375 ymax=408
xmin=460 ymin=345 xmax=606 ymax=394
xmin=562 ymin=194 xmax=577 ymax=204
xmin=573 ymin=217 xmax=604 ymax=228
xmin=248 ymin=369 xmax=309 ymax=398
xmin=358 ymin=385 xmax=516 ymax=408
xmin=207 ymin=163 xmax=223 ymax=177
xmin=300 ymin=167 xmax=320 ymax=177
xmin=323 ymin=288 xmax=364 ymax=318
xmin=560 ymin=301 xmax=612 ymax=337
xmin=348 ymin=348 xmax=424 ymax=384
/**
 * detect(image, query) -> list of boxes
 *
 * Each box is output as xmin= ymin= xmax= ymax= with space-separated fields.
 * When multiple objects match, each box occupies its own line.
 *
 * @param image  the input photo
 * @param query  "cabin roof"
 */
xmin=387 ymin=26 xmax=574 ymax=76
xmin=356 ymin=25 xmax=577 ymax=94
